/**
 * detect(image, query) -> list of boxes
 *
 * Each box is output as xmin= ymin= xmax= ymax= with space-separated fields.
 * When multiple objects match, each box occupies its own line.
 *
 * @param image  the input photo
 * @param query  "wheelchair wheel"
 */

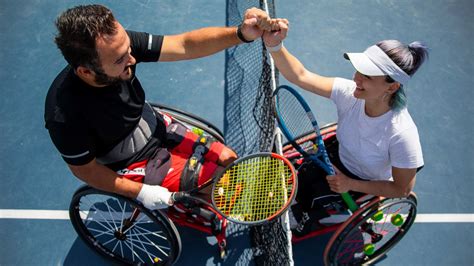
xmin=69 ymin=185 xmax=181 ymax=265
xmin=324 ymin=193 xmax=417 ymax=265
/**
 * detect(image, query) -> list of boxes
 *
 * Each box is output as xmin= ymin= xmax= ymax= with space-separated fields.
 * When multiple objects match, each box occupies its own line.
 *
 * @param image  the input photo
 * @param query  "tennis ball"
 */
xmin=154 ymin=257 xmax=160 ymax=263
xmin=372 ymin=210 xmax=384 ymax=221
xmin=391 ymin=214 xmax=404 ymax=226
xmin=363 ymin=244 xmax=375 ymax=256
xmin=192 ymin=127 xmax=204 ymax=136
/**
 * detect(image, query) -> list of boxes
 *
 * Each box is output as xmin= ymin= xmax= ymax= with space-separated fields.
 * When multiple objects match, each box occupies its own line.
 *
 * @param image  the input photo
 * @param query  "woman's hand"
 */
xmin=262 ymin=19 xmax=289 ymax=47
xmin=239 ymin=8 xmax=272 ymax=41
xmin=326 ymin=165 xmax=353 ymax=193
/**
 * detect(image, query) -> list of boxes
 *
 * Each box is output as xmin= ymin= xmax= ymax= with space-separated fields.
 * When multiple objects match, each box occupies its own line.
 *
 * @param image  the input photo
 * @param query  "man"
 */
xmin=45 ymin=4 xmax=275 ymax=210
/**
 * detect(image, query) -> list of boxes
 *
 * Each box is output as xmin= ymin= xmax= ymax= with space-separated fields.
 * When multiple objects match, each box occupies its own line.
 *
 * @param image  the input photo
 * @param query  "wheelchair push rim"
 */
xmin=324 ymin=193 xmax=417 ymax=265
xmin=69 ymin=185 xmax=181 ymax=265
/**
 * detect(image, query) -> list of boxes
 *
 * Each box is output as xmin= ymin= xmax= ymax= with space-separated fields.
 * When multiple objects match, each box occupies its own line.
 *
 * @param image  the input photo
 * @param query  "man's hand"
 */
xmin=136 ymin=184 xmax=173 ymax=210
xmin=217 ymin=146 xmax=238 ymax=166
xmin=262 ymin=18 xmax=289 ymax=48
xmin=240 ymin=7 xmax=279 ymax=41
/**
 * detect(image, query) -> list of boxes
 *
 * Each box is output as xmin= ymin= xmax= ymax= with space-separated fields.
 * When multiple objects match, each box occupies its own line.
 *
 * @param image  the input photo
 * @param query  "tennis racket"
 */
xmin=172 ymin=152 xmax=297 ymax=225
xmin=274 ymin=85 xmax=358 ymax=212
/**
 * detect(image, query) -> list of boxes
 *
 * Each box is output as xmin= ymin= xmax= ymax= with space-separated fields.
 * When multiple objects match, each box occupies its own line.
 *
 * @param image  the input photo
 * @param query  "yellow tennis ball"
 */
xmin=391 ymin=214 xmax=404 ymax=226
xmin=363 ymin=243 xmax=375 ymax=255
xmin=192 ymin=127 xmax=204 ymax=136
xmin=372 ymin=210 xmax=384 ymax=221
xmin=154 ymin=257 xmax=160 ymax=263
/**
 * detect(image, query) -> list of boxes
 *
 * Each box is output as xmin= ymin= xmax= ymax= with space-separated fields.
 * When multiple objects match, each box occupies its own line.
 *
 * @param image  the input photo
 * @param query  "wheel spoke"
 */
xmin=133 ymin=224 xmax=172 ymax=257
xmin=119 ymin=198 xmax=126 ymax=231
xmin=338 ymin=230 xmax=364 ymax=262
xmin=102 ymin=235 xmax=119 ymax=246
xmin=122 ymin=237 xmax=145 ymax=263
xmin=119 ymin=240 xmax=124 ymax=259
xmin=326 ymin=197 xmax=416 ymax=265
xmin=111 ymin=239 xmax=120 ymax=253
xmin=71 ymin=188 xmax=179 ymax=265
xmin=121 ymin=212 xmax=149 ymax=235
xmin=103 ymin=198 xmax=121 ymax=231
xmin=88 ymin=227 xmax=115 ymax=237
xmin=130 ymin=227 xmax=155 ymax=264
xmin=134 ymin=223 xmax=168 ymax=240
xmin=82 ymin=196 xmax=119 ymax=231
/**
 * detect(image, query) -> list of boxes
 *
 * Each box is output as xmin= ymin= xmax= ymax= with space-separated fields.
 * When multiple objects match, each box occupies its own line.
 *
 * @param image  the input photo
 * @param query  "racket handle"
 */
xmin=171 ymin=192 xmax=189 ymax=203
xmin=341 ymin=192 xmax=358 ymax=212
xmin=171 ymin=191 xmax=213 ymax=209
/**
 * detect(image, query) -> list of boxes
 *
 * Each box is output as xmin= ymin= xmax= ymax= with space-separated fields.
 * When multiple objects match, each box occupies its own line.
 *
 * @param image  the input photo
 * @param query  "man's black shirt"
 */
xmin=45 ymin=31 xmax=164 ymax=169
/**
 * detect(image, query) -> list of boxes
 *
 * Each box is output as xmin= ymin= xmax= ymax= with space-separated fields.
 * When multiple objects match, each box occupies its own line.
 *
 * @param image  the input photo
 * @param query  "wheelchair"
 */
xmin=69 ymin=104 xmax=417 ymax=265
xmin=282 ymin=123 xmax=418 ymax=265
xmin=69 ymin=103 xmax=228 ymax=265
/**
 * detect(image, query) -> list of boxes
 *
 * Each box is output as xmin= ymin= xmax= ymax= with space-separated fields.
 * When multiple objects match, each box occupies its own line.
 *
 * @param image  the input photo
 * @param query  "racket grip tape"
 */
xmin=341 ymin=192 xmax=358 ymax=212
xmin=171 ymin=192 xmax=189 ymax=204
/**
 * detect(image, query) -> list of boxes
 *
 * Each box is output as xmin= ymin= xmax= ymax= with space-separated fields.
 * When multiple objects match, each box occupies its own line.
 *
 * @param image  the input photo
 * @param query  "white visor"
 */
xmin=344 ymin=45 xmax=410 ymax=84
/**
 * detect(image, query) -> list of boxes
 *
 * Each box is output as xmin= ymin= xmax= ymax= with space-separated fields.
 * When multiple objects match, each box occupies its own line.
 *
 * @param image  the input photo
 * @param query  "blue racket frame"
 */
xmin=274 ymin=85 xmax=358 ymax=212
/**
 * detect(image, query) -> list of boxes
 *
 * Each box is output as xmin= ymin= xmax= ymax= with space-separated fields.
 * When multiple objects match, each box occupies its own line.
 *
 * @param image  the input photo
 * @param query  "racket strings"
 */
xmin=277 ymin=89 xmax=314 ymax=142
xmin=213 ymin=156 xmax=295 ymax=223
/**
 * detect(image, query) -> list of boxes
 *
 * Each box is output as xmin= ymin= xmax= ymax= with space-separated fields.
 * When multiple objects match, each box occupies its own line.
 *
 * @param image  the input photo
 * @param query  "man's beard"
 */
xmin=94 ymin=66 xmax=132 ymax=86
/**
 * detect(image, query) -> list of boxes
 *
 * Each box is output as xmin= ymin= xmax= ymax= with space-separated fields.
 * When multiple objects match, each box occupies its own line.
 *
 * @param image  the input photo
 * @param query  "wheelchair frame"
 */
xmin=69 ymin=105 xmax=418 ymax=265
xmin=283 ymin=123 xmax=418 ymax=265
xmin=69 ymin=103 xmax=229 ymax=265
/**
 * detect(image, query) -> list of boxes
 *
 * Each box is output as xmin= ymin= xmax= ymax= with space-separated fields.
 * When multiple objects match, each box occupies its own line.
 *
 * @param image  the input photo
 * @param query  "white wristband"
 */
xmin=265 ymin=42 xmax=283 ymax=52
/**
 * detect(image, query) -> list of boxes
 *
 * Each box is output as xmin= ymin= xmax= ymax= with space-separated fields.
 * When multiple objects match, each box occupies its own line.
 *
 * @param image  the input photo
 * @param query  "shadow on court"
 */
xmin=63 ymin=225 xmax=255 ymax=266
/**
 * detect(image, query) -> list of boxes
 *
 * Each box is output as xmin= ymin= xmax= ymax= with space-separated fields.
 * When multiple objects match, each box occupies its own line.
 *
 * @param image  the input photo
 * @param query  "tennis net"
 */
xmin=225 ymin=0 xmax=293 ymax=265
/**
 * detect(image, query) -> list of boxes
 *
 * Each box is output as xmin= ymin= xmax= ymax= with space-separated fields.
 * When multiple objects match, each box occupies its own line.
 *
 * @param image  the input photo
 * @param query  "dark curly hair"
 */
xmin=54 ymin=4 xmax=117 ymax=70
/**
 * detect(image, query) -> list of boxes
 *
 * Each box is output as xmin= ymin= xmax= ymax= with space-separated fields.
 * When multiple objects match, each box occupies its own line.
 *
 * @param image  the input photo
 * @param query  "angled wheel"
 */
xmin=324 ymin=193 xmax=417 ymax=265
xmin=69 ymin=185 xmax=181 ymax=265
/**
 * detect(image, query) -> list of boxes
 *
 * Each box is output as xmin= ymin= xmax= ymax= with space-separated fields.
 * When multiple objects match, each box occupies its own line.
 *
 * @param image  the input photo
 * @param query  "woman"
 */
xmin=264 ymin=20 xmax=428 ymax=236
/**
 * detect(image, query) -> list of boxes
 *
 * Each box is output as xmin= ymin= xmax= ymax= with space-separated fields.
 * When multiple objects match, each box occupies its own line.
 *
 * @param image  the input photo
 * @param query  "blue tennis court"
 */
xmin=0 ymin=0 xmax=472 ymax=265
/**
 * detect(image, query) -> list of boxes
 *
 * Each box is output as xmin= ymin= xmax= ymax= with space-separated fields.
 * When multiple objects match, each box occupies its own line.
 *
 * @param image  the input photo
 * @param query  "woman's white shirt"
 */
xmin=330 ymin=78 xmax=424 ymax=181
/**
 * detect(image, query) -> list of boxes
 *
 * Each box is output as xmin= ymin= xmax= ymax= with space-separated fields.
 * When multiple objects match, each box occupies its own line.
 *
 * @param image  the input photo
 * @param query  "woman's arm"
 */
xmin=263 ymin=20 xmax=335 ymax=98
xmin=326 ymin=166 xmax=417 ymax=198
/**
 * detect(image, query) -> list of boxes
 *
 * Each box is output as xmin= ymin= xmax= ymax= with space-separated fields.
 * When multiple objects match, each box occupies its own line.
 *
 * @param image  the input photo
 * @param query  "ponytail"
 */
xmin=377 ymin=40 xmax=429 ymax=111
xmin=406 ymin=41 xmax=429 ymax=76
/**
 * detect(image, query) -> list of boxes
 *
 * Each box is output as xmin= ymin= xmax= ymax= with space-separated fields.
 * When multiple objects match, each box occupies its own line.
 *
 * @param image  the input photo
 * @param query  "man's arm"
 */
xmin=158 ymin=7 xmax=272 ymax=61
xmin=69 ymin=159 xmax=173 ymax=209
xmin=68 ymin=159 xmax=143 ymax=199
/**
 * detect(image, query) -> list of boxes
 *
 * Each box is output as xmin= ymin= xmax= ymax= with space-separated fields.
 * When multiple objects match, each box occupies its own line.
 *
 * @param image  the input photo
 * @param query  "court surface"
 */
xmin=0 ymin=0 xmax=473 ymax=265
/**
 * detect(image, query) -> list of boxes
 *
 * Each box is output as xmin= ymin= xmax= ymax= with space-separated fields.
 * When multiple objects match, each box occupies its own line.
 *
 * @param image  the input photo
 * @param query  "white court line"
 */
xmin=415 ymin=213 xmax=474 ymax=223
xmin=0 ymin=209 xmax=473 ymax=223
xmin=0 ymin=209 xmax=69 ymax=220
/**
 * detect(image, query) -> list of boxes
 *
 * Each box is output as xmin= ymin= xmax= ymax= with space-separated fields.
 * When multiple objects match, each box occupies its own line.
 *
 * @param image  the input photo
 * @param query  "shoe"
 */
xmin=290 ymin=204 xmax=324 ymax=237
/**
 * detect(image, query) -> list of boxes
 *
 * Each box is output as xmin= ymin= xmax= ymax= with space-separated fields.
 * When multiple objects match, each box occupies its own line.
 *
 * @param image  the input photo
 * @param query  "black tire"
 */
xmin=69 ymin=185 xmax=181 ymax=265
xmin=324 ymin=193 xmax=417 ymax=265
